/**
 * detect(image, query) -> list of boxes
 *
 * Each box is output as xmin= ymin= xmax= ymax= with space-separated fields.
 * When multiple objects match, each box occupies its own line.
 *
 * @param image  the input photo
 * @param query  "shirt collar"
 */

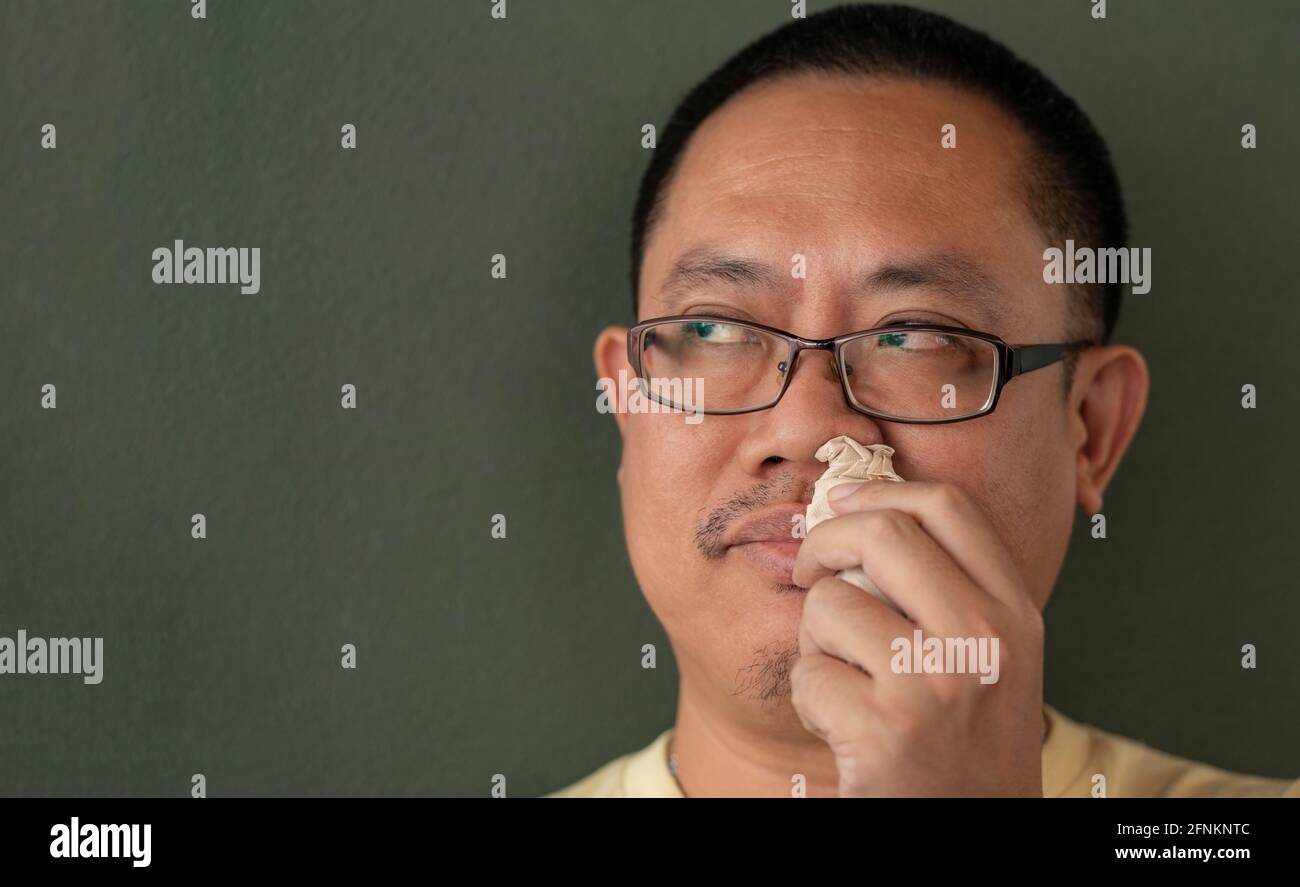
xmin=624 ymin=728 xmax=683 ymax=798
xmin=626 ymin=705 xmax=1090 ymax=798
xmin=1041 ymin=703 xmax=1095 ymax=797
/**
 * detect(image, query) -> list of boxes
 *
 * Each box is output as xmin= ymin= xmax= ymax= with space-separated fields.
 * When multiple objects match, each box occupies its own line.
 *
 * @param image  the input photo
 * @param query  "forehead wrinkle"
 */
xmin=676 ymin=136 xmax=988 ymax=238
xmin=691 ymin=90 xmax=930 ymax=158
xmin=696 ymin=156 xmax=974 ymax=213
xmin=673 ymin=77 xmax=1031 ymax=225
xmin=687 ymin=100 xmax=964 ymax=184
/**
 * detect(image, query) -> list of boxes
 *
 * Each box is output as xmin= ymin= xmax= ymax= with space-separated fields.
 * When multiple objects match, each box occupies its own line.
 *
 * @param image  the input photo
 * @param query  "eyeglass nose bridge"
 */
xmin=775 ymin=337 xmax=852 ymax=403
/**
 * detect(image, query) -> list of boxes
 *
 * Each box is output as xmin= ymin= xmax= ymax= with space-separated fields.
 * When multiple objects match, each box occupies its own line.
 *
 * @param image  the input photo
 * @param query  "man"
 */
xmin=553 ymin=3 xmax=1297 ymax=797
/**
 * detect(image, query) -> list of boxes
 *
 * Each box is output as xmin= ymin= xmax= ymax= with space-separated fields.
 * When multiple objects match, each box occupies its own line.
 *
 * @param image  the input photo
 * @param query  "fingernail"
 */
xmin=827 ymin=482 xmax=865 ymax=503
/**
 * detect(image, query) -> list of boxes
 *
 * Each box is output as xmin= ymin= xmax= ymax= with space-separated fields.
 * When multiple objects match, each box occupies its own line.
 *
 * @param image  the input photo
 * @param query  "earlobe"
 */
xmin=1076 ymin=451 xmax=1103 ymax=516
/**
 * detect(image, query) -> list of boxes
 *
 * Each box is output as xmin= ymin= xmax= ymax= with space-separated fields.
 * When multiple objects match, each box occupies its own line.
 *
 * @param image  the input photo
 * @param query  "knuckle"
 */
xmin=1003 ymin=599 xmax=1044 ymax=647
xmin=835 ymin=755 xmax=875 ymax=796
xmin=804 ymin=577 xmax=835 ymax=614
xmin=929 ymin=672 xmax=966 ymax=706
xmin=788 ymin=662 xmax=811 ymax=702
xmin=807 ymin=575 xmax=850 ymax=612
xmin=789 ymin=655 xmax=819 ymax=695
xmin=929 ymin=482 xmax=969 ymax=515
xmin=1022 ymin=604 xmax=1046 ymax=640
xmin=863 ymin=508 xmax=912 ymax=542
xmin=882 ymin=703 xmax=923 ymax=741
xmin=967 ymin=611 xmax=1000 ymax=640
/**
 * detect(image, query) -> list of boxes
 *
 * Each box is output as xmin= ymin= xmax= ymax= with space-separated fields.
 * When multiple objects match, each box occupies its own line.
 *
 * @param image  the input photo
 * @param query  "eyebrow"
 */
xmin=661 ymin=248 xmax=784 ymax=296
xmin=862 ymin=254 xmax=1005 ymax=325
xmin=658 ymin=248 xmax=1007 ymax=326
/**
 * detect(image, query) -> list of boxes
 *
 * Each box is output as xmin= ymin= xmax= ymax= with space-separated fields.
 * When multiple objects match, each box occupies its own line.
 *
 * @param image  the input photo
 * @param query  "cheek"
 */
xmin=618 ymin=415 xmax=741 ymax=610
xmin=620 ymin=418 xmax=706 ymax=552
xmin=888 ymin=399 xmax=1075 ymax=599
xmin=620 ymin=413 xmax=737 ymax=511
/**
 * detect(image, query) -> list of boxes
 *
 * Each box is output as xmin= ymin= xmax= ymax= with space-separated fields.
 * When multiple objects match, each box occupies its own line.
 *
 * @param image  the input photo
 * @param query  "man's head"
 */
xmin=594 ymin=4 xmax=1148 ymax=733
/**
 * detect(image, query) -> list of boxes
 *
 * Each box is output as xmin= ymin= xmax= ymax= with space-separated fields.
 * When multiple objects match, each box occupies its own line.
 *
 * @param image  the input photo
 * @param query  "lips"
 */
xmin=726 ymin=506 xmax=806 ymax=585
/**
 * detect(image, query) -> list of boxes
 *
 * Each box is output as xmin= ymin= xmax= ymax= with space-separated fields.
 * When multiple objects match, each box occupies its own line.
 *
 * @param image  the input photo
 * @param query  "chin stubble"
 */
xmin=733 ymin=640 xmax=801 ymax=702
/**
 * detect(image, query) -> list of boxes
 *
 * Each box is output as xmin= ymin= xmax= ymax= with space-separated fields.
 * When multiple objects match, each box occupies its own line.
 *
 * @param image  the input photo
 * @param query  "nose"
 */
xmin=733 ymin=346 xmax=886 ymax=476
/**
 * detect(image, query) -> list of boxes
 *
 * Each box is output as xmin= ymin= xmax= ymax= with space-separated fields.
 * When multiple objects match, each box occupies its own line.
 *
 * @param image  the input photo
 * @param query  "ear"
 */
xmin=594 ymin=325 xmax=631 ymax=442
xmin=1070 ymin=344 xmax=1150 ymax=516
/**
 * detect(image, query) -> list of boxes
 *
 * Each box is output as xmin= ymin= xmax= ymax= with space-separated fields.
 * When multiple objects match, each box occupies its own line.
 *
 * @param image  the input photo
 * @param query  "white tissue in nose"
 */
xmin=804 ymin=436 xmax=906 ymax=615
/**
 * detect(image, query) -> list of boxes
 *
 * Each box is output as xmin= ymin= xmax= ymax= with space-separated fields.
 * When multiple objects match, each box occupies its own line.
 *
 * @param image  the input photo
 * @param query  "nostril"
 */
xmin=764 ymin=456 xmax=784 ymax=465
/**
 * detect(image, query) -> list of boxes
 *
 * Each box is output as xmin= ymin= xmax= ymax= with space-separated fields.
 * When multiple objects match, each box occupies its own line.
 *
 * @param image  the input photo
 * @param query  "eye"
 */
xmin=685 ymin=321 xmax=755 ymax=344
xmin=874 ymin=330 xmax=967 ymax=353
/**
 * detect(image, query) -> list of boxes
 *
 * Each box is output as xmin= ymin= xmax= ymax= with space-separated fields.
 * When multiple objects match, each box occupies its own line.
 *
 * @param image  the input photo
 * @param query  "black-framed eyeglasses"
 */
xmin=627 ymin=315 xmax=1093 ymax=424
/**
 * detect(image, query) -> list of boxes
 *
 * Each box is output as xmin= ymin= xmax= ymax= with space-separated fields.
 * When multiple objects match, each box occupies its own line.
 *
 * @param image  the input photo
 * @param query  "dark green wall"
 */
xmin=1 ymin=0 xmax=1295 ymax=796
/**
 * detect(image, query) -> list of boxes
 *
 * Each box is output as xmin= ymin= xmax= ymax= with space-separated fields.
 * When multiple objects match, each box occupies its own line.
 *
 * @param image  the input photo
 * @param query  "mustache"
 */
xmin=693 ymin=471 xmax=814 ymax=560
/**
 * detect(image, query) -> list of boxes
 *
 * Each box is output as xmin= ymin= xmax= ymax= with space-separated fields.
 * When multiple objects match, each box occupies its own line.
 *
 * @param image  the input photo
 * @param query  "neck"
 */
xmin=669 ymin=672 xmax=1053 ymax=797
xmin=669 ymin=671 xmax=842 ymax=797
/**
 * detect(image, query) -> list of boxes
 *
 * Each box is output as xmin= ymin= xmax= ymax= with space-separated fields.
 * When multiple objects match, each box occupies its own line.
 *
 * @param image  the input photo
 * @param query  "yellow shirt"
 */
xmin=548 ymin=704 xmax=1299 ymax=797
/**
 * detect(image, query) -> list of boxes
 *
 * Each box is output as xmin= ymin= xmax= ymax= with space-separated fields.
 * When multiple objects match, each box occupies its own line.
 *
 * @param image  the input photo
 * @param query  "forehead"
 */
xmin=643 ymin=73 xmax=1051 ymax=333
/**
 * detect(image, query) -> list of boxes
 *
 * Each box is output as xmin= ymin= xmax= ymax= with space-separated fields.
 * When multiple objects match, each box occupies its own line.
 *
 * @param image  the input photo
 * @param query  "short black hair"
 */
xmin=630 ymin=2 xmax=1127 ymax=359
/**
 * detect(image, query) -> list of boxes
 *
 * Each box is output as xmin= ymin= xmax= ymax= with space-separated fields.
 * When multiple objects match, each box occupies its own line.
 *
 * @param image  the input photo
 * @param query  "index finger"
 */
xmin=824 ymin=480 xmax=1034 ymax=612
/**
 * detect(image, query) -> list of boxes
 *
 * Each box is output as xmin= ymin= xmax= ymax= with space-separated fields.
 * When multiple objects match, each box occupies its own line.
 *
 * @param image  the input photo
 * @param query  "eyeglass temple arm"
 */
xmin=1009 ymin=342 xmax=1092 ymax=378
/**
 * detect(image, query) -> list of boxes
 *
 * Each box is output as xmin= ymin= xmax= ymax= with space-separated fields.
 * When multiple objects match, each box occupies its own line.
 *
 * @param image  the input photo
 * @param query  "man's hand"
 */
xmin=790 ymin=480 xmax=1045 ymax=797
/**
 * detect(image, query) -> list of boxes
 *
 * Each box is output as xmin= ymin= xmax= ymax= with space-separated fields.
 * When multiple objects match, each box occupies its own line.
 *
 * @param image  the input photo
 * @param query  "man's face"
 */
xmin=597 ymin=74 xmax=1087 ymax=730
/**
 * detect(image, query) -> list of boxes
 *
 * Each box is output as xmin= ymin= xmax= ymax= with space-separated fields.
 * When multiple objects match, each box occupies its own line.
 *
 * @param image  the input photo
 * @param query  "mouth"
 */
xmin=726 ymin=506 xmax=807 ymax=586
xmin=731 ymin=540 xmax=803 ymax=586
